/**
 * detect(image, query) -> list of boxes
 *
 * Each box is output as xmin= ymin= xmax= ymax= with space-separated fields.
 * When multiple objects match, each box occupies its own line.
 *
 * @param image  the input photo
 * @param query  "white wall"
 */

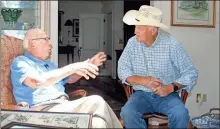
xmin=59 ymin=1 xmax=103 ymax=67
xmin=152 ymin=1 xmax=219 ymax=117
xmin=102 ymin=1 xmax=124 ymax=79
xmin=49 ymin=1 xmax=58 ymax=66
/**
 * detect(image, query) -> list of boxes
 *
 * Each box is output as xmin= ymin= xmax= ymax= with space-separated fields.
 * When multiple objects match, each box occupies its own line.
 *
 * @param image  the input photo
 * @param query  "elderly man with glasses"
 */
xmin=10 ymin=28 xmax=122 ymax=128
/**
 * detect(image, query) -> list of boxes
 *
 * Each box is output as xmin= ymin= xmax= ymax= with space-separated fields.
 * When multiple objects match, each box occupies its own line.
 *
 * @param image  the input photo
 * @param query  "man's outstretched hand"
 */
xmin=66 ymin=52 xmax=106 ymax=82
xmin=68 ymin=61 xmax=99 ymax=80
xmin=89 ymin=52 xmax=106 ymax=67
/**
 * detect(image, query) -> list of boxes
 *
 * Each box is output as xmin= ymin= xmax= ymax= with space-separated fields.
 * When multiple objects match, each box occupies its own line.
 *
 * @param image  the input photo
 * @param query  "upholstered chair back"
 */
xmin=1 ymin=35 xmax=24 ymax=105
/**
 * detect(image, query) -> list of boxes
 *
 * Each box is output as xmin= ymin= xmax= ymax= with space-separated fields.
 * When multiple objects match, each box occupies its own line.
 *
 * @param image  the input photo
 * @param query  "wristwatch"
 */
xmin=172 ymin=83 xmax=179 ymax=92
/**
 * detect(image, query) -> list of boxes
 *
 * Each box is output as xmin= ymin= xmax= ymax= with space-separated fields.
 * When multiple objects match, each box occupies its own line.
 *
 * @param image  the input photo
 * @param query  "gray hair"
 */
xmin=148 ymin=26 xmax=159 ymax=32
xmin=23 ymin=38 xmax=44 ymax=49
xmin=23 ymin=38 xmax=29 ymax=49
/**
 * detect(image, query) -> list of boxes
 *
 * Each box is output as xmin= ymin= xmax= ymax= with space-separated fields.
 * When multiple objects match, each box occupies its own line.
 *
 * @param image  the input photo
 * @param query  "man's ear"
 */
xmin=152 ymin=27 xmax=158 ymax=35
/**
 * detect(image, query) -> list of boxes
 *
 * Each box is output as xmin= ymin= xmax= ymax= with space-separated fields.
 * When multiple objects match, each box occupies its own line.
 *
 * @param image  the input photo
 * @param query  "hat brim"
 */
xmin=123 ymin=10 xmax=169 ymax=31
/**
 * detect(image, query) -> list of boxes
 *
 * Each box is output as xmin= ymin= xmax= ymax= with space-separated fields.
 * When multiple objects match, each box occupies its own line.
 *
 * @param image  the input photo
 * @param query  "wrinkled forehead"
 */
xmin=25 ymin=28 xmax=47 ymax=40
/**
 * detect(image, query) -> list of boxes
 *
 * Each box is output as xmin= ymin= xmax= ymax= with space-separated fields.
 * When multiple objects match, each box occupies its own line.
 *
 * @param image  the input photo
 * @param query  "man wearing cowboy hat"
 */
xmin=118 ymin=5 xmax=198 ymax=128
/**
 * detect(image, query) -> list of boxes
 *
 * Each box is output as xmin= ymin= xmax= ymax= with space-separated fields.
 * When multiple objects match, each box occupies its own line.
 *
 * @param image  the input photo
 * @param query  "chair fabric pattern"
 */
xmin=1 ymin=35 xmax=24 ymax=105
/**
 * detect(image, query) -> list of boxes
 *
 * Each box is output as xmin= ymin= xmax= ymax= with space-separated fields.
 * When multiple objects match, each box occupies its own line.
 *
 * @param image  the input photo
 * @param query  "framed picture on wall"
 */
xmin=171 ymin=1 xmax=216 ymax=28
xmin=72 ymin=19 xmax=79 ymax=37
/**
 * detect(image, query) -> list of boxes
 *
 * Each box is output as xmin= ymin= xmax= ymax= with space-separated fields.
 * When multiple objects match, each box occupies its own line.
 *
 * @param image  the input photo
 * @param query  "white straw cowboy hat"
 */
xmin=123 ymin=5 xmax=169 ymax=30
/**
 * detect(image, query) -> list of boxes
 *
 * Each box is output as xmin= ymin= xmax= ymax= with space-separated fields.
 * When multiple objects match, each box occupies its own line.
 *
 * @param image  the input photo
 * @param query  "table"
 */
xmin=1 ymin=105 xmax=92 ymax=128
xmin=58 ymin=45 xmax=76 ymax=64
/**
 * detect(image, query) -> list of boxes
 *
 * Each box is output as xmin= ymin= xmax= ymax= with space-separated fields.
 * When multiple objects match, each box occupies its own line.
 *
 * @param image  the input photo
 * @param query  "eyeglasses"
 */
xmin=32 ymin=37 xmax=50 ymax=42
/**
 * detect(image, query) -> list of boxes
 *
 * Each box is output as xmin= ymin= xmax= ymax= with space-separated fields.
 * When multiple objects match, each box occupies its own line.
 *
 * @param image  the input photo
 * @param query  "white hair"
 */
xmin=148 ymin=26 xmax=159 ymax=32
xmin=23 ymin=38 xmax=29 ymax=49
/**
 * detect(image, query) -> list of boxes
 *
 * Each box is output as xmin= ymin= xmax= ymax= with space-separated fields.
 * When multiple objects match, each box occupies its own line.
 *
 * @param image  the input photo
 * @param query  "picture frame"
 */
xmin=72 ymin=19 xmax=79 ymax=37
xmin=2 ymin=122 xmax=59 ymax=128
xmin=1 ymin=109 xmax=92 ymax=128
xmin=171 ymin=1 xmax=216 ymax=28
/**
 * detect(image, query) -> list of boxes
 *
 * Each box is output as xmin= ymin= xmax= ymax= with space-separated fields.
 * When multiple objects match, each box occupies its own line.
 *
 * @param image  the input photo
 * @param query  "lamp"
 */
xmin=64 ymin=19 xmax=73 ymax=44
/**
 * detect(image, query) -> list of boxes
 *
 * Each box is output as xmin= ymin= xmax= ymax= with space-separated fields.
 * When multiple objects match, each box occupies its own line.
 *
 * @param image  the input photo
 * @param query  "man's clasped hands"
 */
xmin=143 ymin=77 xmax=174 ymax=97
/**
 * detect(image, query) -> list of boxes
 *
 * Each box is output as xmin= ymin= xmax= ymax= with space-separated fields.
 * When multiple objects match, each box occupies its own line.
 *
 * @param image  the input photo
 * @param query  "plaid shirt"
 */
xmin=118 ymin=30 xmax=198 ymax=93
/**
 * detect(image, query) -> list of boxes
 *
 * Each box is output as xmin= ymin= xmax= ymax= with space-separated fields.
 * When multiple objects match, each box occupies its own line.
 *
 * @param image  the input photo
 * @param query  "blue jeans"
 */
xmin=120 ymin=91 xmax=189 ymax=128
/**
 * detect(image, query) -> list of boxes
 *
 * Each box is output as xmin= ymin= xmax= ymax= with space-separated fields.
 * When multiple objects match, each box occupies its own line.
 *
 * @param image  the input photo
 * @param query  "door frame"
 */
xmin=104 ymin=12 xmax=114 ymax=77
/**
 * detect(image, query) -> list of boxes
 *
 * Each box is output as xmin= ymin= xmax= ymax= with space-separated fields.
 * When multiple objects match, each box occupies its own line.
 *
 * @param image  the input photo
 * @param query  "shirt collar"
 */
xmin=24 ymin=51 xmax=47 ymax=65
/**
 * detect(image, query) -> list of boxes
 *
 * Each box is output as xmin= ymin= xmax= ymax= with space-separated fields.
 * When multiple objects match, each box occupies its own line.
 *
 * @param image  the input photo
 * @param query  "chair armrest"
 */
xmin=16 ymin=102 xmax=30 ymax=108
xmin=68 ymin=89 xmax=87 ymax=100
xmin=0 ymin=105 xmax=28 ymax=110
xmin=181 ymin=89 xmax=188 ymax=104
xmin=119 ymin=81 xmax=133 ymax=100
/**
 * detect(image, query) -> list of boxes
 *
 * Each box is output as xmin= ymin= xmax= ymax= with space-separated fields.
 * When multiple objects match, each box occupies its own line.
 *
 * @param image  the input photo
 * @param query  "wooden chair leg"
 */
xmin=188 ymin=121 xmax=194 ymax=129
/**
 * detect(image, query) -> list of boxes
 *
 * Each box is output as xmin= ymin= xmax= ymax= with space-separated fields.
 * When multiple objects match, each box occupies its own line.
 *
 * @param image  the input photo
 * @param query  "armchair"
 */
xmin=0 ymin=35 xmax=86 ymax=110
xmin=119 ymin=81 xmax=188 ymax=128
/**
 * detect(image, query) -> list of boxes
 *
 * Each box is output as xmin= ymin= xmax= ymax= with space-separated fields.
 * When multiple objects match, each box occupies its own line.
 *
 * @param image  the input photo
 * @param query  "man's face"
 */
xmin=29 ymin=32 xmax=52 ymax=60
xmin=134 ymin=25 xmax=152 ymax=42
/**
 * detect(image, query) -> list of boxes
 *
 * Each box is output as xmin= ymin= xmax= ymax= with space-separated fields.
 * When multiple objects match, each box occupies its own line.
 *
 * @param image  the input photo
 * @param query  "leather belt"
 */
xmin=32 ymin=95 xmax=69 ymax=106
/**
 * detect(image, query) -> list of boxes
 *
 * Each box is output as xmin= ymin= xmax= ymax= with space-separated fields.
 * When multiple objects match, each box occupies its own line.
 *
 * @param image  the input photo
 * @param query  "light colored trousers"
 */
xmin=33 ymin=95 xmax=123 ymax=128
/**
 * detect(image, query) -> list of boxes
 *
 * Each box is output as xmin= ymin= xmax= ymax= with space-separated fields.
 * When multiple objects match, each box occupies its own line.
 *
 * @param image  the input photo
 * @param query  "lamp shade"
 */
xmin=64 ymin=19 xmax=73 ymax=26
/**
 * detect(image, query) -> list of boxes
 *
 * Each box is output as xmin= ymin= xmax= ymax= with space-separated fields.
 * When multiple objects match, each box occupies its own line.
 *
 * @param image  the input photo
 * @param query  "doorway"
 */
xmin=103 ymin=12 xmax=113 ymax=76
xmin=115 ymin=1 xmax=151 ymax=79
xmin=58 ymin=1 xmax=113 ymax=76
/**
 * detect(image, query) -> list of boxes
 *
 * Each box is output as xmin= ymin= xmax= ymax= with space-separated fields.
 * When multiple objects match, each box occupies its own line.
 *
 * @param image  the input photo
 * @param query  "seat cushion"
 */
xmin=1 ymin=35 xmax=24 ymax=105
